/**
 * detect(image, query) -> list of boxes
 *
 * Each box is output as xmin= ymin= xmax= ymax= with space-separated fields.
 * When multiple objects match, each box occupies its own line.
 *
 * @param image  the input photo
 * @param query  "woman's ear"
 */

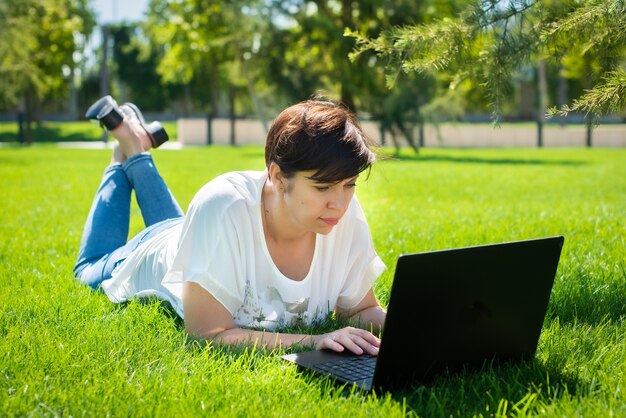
xmin=268 ymin=162 xmax=289 ymax=193
xmin=268 ymin=162 xmax=284 ymax=185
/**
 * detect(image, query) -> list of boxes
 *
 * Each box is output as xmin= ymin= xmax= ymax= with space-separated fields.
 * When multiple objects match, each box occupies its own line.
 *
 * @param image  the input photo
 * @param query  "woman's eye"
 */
xmin=346 ymin=183 xmax=357 ymax=189
xmin=315 ymin=186 xmax=330 ymax=191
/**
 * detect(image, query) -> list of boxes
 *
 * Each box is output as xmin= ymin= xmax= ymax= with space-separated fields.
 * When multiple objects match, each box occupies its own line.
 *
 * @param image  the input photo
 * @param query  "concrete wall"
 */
xmin=178 ymin=118 xmax=626 ymax=147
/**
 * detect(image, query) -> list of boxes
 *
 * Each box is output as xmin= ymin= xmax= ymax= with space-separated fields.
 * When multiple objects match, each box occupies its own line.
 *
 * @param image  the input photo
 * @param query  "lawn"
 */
xmin=1 ymin=144 xmax=624 ymax=416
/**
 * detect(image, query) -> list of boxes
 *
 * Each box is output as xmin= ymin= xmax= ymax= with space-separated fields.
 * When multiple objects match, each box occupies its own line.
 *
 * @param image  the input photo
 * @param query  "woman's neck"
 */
xmin=261 ymin=181 xmax=311 ymax=244
xmin=261 ymin=181 xmax=316 ymax=280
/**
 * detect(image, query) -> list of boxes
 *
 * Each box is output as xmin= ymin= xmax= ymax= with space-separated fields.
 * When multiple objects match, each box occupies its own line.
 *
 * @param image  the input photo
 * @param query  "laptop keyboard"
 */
xmin=311 ymin=355 xmax=377 ymax=382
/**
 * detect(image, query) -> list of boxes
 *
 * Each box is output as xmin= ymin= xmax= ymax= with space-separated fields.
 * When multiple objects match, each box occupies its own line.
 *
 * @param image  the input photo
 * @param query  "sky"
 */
xmin=91 ymin=0 xmax=150 ymax=24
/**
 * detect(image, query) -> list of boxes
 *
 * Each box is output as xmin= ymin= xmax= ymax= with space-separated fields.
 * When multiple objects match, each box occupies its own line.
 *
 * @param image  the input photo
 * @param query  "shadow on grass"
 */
xmin=132 ymin=297 xmax=186 ymax=328
xmin=383 ymin=153 xmax=586 ymax=166
xmin=0 ymin=124 xmax=101 ymax=143
xmin=283 ymin=352 xmax=585 ymax=415
xmin=395 ymin=358 xmax=585 ymax=416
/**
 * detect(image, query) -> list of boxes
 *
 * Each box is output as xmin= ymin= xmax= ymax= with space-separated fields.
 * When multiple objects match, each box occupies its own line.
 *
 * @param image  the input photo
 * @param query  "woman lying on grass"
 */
xmin=73 ymin=97 xmax=386 ymax=356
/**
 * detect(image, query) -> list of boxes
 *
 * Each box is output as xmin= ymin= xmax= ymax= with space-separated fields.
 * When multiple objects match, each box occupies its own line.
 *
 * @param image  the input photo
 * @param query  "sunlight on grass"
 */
xmin=0 ymin=145 xmax=624 ymax=416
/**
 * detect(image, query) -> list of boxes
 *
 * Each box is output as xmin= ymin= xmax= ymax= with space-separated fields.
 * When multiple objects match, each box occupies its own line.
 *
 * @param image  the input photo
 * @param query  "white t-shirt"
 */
xmin=102 ymin=170 xmax=386 ymax=330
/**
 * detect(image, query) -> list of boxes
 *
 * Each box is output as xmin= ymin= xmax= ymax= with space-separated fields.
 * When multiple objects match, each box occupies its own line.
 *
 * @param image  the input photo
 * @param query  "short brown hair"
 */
xmin=264 ymin=99 xmax=376 ymax=183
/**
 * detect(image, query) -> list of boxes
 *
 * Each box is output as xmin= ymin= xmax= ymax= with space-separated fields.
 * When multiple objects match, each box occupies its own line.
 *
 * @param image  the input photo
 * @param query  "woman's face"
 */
xmin=282 ymin=170 xmax=358 ymax=235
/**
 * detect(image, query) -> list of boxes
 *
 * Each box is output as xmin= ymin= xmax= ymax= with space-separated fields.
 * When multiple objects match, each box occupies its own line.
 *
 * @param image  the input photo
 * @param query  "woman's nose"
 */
xmin=328 ymin=190 xmax=349 ymax=210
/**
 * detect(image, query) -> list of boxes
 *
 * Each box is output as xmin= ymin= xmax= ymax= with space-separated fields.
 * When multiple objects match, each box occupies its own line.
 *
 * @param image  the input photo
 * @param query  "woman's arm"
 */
xmin=182 ymin=281 xmax=381 ymax=355
xmin=334 ymin=288 xmax=387 ymax=335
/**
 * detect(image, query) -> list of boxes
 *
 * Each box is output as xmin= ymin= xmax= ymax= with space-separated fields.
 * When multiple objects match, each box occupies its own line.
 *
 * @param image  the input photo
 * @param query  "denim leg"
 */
xmin=73 ymin=153 xmax=185 ymax=290
xmin=73 ymin=164 xmax=131 ymax=286
xmin=122 ymin=153 xmax=184 ymax=227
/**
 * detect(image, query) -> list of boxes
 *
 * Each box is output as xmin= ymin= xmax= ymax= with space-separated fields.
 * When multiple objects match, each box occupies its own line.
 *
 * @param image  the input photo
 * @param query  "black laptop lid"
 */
xmin=372 ymin=236 xmax=564 ymax=391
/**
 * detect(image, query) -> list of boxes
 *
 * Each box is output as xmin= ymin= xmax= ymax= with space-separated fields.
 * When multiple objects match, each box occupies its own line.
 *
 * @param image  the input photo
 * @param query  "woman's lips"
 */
xmin=320 ymin=218 xmax=339 ymax=226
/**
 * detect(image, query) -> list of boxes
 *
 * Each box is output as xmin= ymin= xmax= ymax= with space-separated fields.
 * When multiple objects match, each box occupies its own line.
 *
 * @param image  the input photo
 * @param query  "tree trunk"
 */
xmin=24 ymin=116 xmax=33 ymax=145
xmin=236 ymin=43 xmax=268 ymax=134
xmin=17 ymin=112 xmax=24 ymax=143
xmin=183 ymin=83 xmax=191 ymax=116
xmin=229 ymin=86 xmax=236 ymax=146
xmin=210 ymin=55 xmax=219 ymax=117
xmin=389 ymin=127 xmax=400 ymax=155
xmin=33 ymin=96 xmax=41 ymax=129
xmin=339 ymin=0 xmax=356 ymax=113
xmin=583 ymin=56 xmax=593 ymax=148
xmin=22 ymin=85 xmax=34 ymax=145
xmin=396 ymin=119 xmax=418 ymax=153
xmin=69 ymin=66 xmax=78 ymax=119
xmin=100 ymin=25 xmax=110 ymax=143
xmin=558 ymin=66 xmax=567 ymax=127
xmin=100 ymin=26 xmax=110 ymax=96
xmin=340 ymin=84 xmax=356 ymax=114
xmin=536 ymin=59 xmax=547 ymax=147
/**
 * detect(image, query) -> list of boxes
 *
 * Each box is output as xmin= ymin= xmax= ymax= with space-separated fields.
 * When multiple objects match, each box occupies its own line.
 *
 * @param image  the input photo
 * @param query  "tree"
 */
xmin=348 ymin=0 xmax=626 ymax=126
xmin=141 ymin=0 xmax=471 ymax=152
xmin=264 ymin=0 xmax=366 ymax=112
xmin=0 ymin=0 xmax=94 ymax=143
xmin=266 ymin=0 xmax=471 ymax=152
xmin=108 ymin=24 xmax=183 ymax=112
xmin=144 ymin=0 xmax=272 ymax=125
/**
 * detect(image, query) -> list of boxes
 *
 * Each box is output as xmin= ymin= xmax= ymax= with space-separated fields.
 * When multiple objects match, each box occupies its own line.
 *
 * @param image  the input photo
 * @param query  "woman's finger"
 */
xmin=333 ymin=332 xmax=380 ymax=356
xmin=332 ymin=333 xmax=364 ymax=355
xmin=349 ymin=328 xmax=381 ymax=347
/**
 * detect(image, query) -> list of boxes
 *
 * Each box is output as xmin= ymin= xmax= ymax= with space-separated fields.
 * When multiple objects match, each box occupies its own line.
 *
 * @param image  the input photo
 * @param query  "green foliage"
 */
xmin=1 ymin=145 xmax=625 ymax=416
xmin=348 ymin=0 xmax=626 ymax=120
xmin=0 ymin=0 xmax=95 ymax=107
xmin=338 ymin=1 xmax=474 ymax=151
xmin=542 ymin=0 xmax=626 ymax=118
xmin=139 ymin=0 xmax=475 ymax=127
xmin=143 ymin=0 xmax=272 ymax=116
xmin=108 ymin=24 xmax=183 ymax=112
xmin=548 ymin=70 xmax=626 ymax=120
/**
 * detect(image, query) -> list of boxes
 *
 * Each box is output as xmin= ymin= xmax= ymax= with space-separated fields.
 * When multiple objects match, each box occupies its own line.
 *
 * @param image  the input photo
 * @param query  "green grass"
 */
xmin=1 ymin=145 xmax=625 ymax=417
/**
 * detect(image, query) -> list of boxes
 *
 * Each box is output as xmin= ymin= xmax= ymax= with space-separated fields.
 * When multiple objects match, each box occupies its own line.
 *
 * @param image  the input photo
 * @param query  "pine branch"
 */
xmin=347 ymin=0 xmax=626 ymax=121
xmin=547 ymin=70 xmax=626 ymax=119
xmin=345 ymin=28 xmax=392 ymax=60
xmin=347 ymin=0 xmax=540 ymax=108
xmin=542 ymin=0 xmax=626 ymax=50
xmin=466 ymin=0 xmax=538 ymax=31
xmin=347 ymin=20 xmax=472 ymax=90
xmin=395 ymin=20 xmax=470 ymax=73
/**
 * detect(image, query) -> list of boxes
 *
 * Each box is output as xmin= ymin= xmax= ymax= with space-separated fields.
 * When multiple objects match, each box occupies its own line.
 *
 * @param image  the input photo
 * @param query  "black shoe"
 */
xmin=120 ymin=102 xmax=169 ymax=148
xmin=85 ymin=95 xmax=124 ymax=131
xmin=85 ymin=96 xmax=169 ymax=148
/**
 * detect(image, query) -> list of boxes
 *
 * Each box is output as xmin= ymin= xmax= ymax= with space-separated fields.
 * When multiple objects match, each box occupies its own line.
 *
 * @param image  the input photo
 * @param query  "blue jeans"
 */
xmin=73 ymin=153 xmax=184 ymax=289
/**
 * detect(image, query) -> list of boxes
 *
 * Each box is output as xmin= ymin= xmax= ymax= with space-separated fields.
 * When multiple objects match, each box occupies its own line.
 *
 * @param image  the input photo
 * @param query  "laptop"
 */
xmin=282 ymin=236 xmax=564 ymax=392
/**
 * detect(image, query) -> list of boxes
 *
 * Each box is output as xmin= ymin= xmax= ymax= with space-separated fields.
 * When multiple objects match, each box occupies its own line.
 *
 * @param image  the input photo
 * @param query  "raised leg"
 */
xmin=122 ymin=153 xmax=184 ymax=227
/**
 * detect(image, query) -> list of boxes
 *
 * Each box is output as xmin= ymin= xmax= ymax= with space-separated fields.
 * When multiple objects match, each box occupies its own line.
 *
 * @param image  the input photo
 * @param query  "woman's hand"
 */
xmin=313 ymin=326 xmax=381 ymax=356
